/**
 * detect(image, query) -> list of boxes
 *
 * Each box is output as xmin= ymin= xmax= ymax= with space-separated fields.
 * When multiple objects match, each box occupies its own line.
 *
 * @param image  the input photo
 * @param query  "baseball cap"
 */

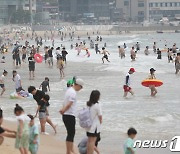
xmin=129 ymin=68 xmax=135 ymax=72
xmin=75 ymin=79 xmax=84 ymax=88
xmin=150 ymin=68 xmax=156 ymax=72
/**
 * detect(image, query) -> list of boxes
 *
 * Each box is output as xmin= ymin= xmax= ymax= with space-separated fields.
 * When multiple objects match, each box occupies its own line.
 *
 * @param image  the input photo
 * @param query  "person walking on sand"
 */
xmin=86 ymin=90 xmax=102 ymax=154
xmin=14 ymin=104 xmax=30 ymax=154
xmin=28 ymin=86 xmax=57 ymax=134
xmin=123 ymin=68 xmax=135 ymax=97
xmin=148 ymin=68 xmax=157 ymax=96
xmin=27 ymin=115 xmax=39 ymax=154
xmin=0 ymin=70 xmax=8 ymax=96
xmin=28 ymin=52 xmax=35 ymax=80
xmin=101 ymin=47 xmax=110 ymax=64
xmin=59 ymin=79 xmax=84 ymax=154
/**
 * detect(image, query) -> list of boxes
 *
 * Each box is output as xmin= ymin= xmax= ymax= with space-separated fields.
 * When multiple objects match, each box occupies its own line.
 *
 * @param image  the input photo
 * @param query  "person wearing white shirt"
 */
xmin=0 ymin=70 xmax=8 ymax=96
xmin=12 ymin=70 xmax=22 ymax=92
xmin=60 ymin=78 xmax=84 ymax=154
xmin=86 ymin=90 xmax=102 ymax=154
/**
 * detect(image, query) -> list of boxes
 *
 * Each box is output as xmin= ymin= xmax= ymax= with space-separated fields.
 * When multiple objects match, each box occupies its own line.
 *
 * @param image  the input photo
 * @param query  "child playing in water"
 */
xmin=148 ymin=68 xmax=157 ymax=96
xmin=28 ymin=115 xmax=39 ymax=154
xmin=39 ymin=77 xmax=50 ymax=93
xmin=124 ymin=128 xmax=137 ymax=154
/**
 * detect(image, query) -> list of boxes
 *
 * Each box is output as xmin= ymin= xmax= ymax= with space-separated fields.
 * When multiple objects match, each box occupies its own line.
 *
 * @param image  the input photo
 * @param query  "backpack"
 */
xmin=78 ymin=107 xmax=92 ymax=129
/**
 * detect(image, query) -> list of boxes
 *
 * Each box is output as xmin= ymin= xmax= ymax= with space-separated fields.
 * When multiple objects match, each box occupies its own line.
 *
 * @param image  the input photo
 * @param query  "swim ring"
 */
xmin=34 ymin=53 xmax=43 ymax=63
xmin=141 ymin=79 xmax=163 ymax=87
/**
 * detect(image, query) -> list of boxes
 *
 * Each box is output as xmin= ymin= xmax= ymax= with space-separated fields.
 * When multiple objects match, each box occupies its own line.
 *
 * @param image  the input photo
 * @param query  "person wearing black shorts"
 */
xmin=60 ymin=79 xmax=84 ymax=154
xmin=28 ymin=52 xmax=35 ymax=80
xmin=101 ymin=47 xmax=110 ymax=63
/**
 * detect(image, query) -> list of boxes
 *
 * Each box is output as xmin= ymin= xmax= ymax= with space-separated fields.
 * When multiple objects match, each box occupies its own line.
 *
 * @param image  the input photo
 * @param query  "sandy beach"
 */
xmin=1 ymin=120 xmax=70 ymax=154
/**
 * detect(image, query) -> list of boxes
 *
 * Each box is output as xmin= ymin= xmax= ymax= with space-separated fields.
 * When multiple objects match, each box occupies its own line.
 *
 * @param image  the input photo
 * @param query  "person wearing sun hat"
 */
xmin=123 ymin=68 xmax=135 ymax=97
xmin=60 ymin=78 xmax=84 ymax=154
xmin=148 ymin=68 xmax=157 ymax=96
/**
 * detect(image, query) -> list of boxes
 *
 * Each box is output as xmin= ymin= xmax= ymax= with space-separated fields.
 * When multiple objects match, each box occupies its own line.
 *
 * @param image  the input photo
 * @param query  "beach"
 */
xmin=0 ymin=31 xmax=180 ymax=154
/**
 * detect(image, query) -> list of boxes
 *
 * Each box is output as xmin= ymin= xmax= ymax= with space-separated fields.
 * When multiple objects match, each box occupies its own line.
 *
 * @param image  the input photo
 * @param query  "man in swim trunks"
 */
xmin=123 ymin=68 xmax=135 ymax=97
xmin=101 ymin=47 xmax=110 ymax=64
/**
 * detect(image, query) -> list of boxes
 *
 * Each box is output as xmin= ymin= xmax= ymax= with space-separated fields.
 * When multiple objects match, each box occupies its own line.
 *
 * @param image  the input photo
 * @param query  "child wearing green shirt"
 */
xmin=124 ymin=128 xmax=137 ymax=154
xmin=28 ymin=115 xmax=39 ymax=154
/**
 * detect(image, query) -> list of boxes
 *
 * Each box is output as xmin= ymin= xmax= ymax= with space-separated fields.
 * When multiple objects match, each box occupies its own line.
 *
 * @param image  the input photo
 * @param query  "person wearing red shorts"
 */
xmin=123 ymin=68 xmax=135 ymax=97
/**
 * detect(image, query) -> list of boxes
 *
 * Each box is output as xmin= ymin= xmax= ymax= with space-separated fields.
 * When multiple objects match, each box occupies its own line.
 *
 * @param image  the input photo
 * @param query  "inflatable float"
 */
xmin=10 ymin=92 xmax=33 ymax=99
xmin=141 ymin=79 xmax=163 ymax=87
xmin=34 ymin=53 xmax=43 ymax=63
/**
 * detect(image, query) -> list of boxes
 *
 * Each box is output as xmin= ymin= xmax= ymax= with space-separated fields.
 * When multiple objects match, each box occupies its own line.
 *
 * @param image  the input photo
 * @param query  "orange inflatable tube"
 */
xmin=141 ymin=79 xmax=163 ymax=87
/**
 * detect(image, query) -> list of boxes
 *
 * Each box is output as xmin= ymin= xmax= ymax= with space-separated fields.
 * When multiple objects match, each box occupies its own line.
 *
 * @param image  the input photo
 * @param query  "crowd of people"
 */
xmin=0 ymin=29 xmax=180 ymax=154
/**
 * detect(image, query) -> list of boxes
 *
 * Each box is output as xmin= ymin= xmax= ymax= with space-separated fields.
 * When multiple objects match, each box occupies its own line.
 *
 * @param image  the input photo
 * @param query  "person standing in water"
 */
xmin=101 ymin=47 xmax=110 ymax=64
xmin=39 ymin=77 xmax=50 ymax=94
xmin=153 ymin=42 xmax=156 ymax=53
xmin=28 ymin=52 xmax=35 ymax=80
xmin=175 ymin=52 xmax=180 ymax=74
xmin=57 ymin=56 xmax=65 ymax=78
xmin=123 ymin=68 xmax=135 ymax=97
xmin=130 ymin=47 xmax=136 ymax=61
xmin=144 ymin=46 xmax=150 ymax=55
xmin=0 ymin=70 xmax=8 ymax=96
xmin=157 ymin=48 xmax=162 ymax=59
xmin=62 ymin=47 xmax=68 ymax=64
xmin=118 ymin=46 xmax=125 ymax=59
xmin=148 ymin=68 xmax=157 ymax=96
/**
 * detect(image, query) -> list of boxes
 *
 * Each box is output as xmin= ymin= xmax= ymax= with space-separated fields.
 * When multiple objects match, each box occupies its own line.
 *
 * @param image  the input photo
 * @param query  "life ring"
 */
xmin=141 ymin=79 xmax=163 ymax=87
xmin=34 ymin=53 xmax=43 ymax=63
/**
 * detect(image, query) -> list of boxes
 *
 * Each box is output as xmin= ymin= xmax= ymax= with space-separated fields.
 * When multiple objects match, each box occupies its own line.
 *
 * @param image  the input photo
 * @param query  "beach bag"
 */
xmin=78 ymin=107 xmax=92 ymax=129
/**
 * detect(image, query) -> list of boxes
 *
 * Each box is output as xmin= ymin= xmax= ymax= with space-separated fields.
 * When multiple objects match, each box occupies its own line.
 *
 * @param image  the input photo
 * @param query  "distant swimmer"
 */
xmin=101 ymin=47 xmax=110 ymax=64
xmin=148 ymin=68 xmax=157 ymax=96
xmin=123 ymin=68 xmax=135 ymax=97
